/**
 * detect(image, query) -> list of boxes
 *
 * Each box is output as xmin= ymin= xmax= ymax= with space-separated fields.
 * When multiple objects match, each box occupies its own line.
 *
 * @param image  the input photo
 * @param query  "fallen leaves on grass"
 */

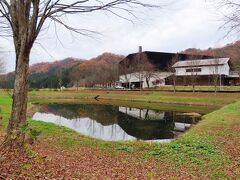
xmin=0 ymin=140 xmax=192 ymax=179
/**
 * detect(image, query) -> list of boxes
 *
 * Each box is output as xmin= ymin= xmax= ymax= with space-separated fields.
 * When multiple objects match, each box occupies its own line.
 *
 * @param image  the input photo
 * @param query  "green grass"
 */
xmin=0 ymin=93 xmax=12 ymax=127
xmin=0 ymin=90 xmax=240 ymax=178
xmin=28 ymin=89 xmax=240 ymax=107
xmin=31 ymin=98 xmax=216 ymax=114
xmin=156 ymin=85 xmax=240 ymax=91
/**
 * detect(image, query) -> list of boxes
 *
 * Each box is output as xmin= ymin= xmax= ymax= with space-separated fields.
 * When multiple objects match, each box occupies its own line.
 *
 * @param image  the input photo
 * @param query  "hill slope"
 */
xmin=0 ymin=53 xmax=124 ymax=89
xmin=182 ymin=41 xmax=240 ymax=70
xmin=30 ymin=58 xmax=84 ymax=74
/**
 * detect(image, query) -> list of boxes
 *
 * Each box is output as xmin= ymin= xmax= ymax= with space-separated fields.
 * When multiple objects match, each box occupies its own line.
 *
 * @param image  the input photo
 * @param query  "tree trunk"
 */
xmin=173 ymin=77 xmax=176 ymax=93
xmin=77 ymin=81 xmax=79 ymax=91
xmin=192 ymin=75 xmax=196 ymax=93
xmin=3 ymin=52 xmax=29 ymax=149
xmin=214 ymin=75 xmax=218 ymax=95
xmin=146 ymin=77 xmax=150 ymax=88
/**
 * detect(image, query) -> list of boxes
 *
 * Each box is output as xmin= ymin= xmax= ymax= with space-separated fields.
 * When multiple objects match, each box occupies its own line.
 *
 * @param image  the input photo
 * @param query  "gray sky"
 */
xmin=0 ymin=0 xmax=237 ymax=72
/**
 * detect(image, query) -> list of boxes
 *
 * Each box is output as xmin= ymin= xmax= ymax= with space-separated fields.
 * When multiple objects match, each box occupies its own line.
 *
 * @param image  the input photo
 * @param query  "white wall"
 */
xmin=175 ymin=63 xmax=230 ymax=76
xmin=119 ymin=71 xmax=172 ymax=88
xmin=119 ymin=72 xmax=141 ymax=83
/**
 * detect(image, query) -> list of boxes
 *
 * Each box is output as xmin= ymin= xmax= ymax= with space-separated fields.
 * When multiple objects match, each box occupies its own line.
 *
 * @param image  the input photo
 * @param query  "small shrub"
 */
xmin=21 ymin=122 xmax=42 ymax=145
xmin=116 ymin=145 xmax=134 ymax=153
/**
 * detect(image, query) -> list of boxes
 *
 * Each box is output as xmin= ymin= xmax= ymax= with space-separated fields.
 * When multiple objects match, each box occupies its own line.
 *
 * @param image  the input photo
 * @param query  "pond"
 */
xmin=32 ymin=103 xmax=202 ymax=142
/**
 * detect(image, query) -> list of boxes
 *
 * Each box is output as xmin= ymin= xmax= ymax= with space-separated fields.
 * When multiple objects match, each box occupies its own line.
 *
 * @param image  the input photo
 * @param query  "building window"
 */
xmin=186 ymin=68 xmax=201 ymax=73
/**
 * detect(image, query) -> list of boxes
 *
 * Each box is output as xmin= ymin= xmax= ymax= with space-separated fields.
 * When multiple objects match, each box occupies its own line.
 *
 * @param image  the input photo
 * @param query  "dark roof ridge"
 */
xmin=125 ymin=51 xmax=217 ymax=57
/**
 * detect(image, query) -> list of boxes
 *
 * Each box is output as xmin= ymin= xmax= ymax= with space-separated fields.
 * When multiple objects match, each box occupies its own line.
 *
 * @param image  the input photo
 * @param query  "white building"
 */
xmin=170 ymin=57 xmax=240 ymax=86
xmin=172 ymin=58 xmax=230 ymax=76
xmin=118 ymin=48 xmax=239 ymax=87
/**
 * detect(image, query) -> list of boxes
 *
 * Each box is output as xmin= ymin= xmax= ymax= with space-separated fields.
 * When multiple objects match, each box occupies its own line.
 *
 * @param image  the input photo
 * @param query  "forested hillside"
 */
xmin=0 ymin=53 xmax=124 ymax=89
xmin=72 ymin=53 xmax=124 ymax=87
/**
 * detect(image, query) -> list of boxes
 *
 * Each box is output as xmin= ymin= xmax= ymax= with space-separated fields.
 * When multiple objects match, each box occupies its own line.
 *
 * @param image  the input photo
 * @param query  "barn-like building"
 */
xmin=118 ymin=47 xmax=239 ymax=88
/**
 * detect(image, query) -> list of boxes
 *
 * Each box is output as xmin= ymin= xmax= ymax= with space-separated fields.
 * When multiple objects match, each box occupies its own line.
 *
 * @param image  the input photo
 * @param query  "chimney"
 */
xmin=139 ymin=46 xmax=142 ymax=53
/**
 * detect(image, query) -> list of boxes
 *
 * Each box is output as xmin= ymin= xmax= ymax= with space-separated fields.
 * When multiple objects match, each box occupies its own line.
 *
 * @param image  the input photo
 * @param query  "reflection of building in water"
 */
xmin=119 ymin=107 xmax=165 ymax=120
xmin=118 ymin=106 xmax=197 ymax=133
xmin=174 ymin=122 xmax=191 ymax=132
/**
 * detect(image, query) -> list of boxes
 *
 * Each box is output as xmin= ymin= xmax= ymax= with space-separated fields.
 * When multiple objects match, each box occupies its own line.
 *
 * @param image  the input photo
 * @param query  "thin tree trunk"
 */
xmin=192 ymin=79 xmax=195 ymax=93
xmin=214 ymin=75 xmax=218 ymax=95
xmin=3 ymin=52 xmax=29 ymax=149
xmin=78 ymin=81 xmax=79 ymax=91
xmin=173 ymin=77 xmax=176 ymax=93
xmin=146 ymin=77 xmax=150 ymax=88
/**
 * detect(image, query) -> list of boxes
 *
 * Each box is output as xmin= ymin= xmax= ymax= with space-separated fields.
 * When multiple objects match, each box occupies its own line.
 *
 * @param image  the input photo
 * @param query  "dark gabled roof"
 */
xmin=119 ymin=51 xmax=214 ymax=71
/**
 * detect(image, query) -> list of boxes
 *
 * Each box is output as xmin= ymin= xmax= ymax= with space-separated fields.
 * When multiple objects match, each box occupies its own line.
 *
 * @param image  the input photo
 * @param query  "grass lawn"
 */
xmin=28 ymin=89 xmax=240 ymax=106
xmin=0 ymin=90 xmax=240 ymax=179
xmin=155 ymin=85 xmax=240 ymax=92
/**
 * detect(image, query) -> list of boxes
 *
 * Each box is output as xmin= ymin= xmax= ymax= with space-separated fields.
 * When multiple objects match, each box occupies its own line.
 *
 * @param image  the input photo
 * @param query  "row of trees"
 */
xmin=0 ymin=59 xmax=6 ymax=89
xmin=0 ymin=61 xmax=120 ymax=89
xmin=70 ymin=60 xmax=120 ymax=88
xmin=0 ymin=53 xmax=124 ymax=89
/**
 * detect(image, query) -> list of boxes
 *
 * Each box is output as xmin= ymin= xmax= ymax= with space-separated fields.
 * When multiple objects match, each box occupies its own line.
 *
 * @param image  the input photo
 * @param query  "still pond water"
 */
xmin=32 ymin=103 xmax=202 ymax=142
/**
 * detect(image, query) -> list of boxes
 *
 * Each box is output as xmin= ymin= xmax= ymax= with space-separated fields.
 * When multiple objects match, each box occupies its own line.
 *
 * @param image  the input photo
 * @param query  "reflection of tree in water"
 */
xmin=41 ymin=104 xmax=127 ymax=139
xmin=40 ymin=104 xmax=119 ymax=126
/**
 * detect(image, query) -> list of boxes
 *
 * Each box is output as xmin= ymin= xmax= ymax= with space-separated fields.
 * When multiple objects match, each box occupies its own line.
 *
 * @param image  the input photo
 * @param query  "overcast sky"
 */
xmin=0 ymin=0 xmax=237 ymax=72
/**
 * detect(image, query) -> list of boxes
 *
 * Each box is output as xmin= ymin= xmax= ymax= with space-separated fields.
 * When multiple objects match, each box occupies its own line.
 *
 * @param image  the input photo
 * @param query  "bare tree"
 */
xmin=167 ymin=54 xmax=179 ymax=92
xmin=70 ymin=66 xmax=81 ymax=90
xmin=185 ymin=55 xmax=202 ymax=93
xmin=132 ymin=52 xmax=152 ymax=89
xmin=216 ymin=0 xmax=240 ymax=36
xmin=209 ymin=51 xmax=222 ymax=93
xmin=214 ymin=1 xmax=240 ymax=85
xmin=105 ymin=60 xmax=119 ymax=87
xmin=120 ymin=53 xmax=162 ymax=89
xmin=212 ymin=57 xmax=221 ymax=93
xmin=57 ymin=69 xmax=63 ymax=89
xmin=0 ymin=1 xmax=160 ymax=149
xmin=144 ymin=68 xmax=156 ymax=88
xmin=119 ymin=58 xmax=133 ymax=88
xmin=142 ymin=59 xmax=156 ymax=89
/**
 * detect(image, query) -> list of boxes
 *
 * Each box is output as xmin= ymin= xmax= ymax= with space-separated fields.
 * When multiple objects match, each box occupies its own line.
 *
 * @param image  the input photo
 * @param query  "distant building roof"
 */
xmin=119 ymin=51 xmax=214 ymax=73
xmin=172 ymin=58 xmax=230 ymax=68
